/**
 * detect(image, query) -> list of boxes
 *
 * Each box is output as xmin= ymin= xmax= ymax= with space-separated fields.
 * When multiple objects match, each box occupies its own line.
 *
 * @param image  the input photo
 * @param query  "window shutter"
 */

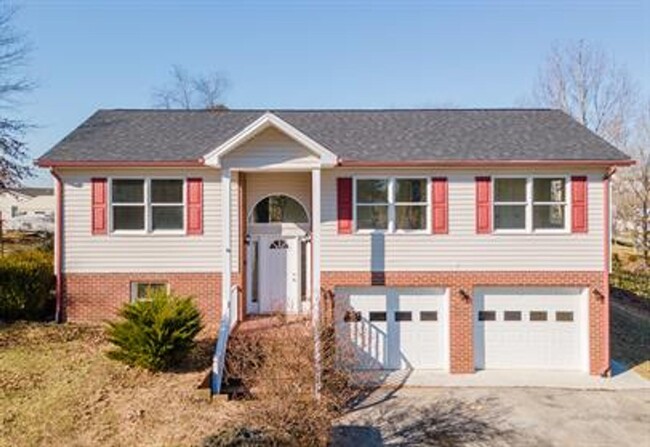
xmin=91 ymin=178 xmax=107 ymax=235
xmin=186 ymin=178 xmax=203 ymax=235
xmin=337 ymin=177 xmax=353 ymax=234
xmin=431 ymin=177 xmax=448 ymax=234
xmin=571 ymin=176 xmax=588 ymax=233
xmin=476 ymin=176 xmax=492 ymax=234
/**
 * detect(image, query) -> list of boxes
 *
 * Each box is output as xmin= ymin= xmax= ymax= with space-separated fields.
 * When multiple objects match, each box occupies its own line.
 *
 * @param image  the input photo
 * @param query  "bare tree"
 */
xmin=532 ymin=40 xmax=636 ymax=147
xmin=0 ymin=2 xmax=32 ymax=191
xmin=614 ymin=101 xmax=650 ymax=267
xmin=152 ymin=65 xmax=228 ymax=110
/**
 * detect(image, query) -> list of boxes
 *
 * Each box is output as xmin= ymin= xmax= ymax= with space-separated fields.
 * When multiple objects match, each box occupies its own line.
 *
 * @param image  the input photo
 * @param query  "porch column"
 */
xmin=221 ymin=168 xmax=232 ymax=319
xmin=311 ymin=168 xmax=322 ymax=395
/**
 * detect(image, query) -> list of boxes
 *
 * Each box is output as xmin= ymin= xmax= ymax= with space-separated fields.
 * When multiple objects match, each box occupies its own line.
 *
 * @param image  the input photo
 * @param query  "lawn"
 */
xmin=0 ymin=323 xmax=239 ymax=447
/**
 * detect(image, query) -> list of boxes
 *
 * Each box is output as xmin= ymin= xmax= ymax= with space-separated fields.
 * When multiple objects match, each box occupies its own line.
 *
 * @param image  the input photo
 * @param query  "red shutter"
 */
xmin=431 ymin=177 xmax=448 ymax=234
xmin=476 ymin=176 xmax=492 ymax=234
xmin=571 ymin=176 xmax=588 ymax=233
xmin=337 ymin=177 xmax=353 ymax=234
xmin=186 ymin=178 xmax=203 ymax=235
xmin=91 ymin=178 xmax=107 ymax=235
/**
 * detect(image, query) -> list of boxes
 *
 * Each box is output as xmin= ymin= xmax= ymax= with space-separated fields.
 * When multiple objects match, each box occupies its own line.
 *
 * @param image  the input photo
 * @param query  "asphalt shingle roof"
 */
xmin=38 ymin=109 xmax=630 ymax=164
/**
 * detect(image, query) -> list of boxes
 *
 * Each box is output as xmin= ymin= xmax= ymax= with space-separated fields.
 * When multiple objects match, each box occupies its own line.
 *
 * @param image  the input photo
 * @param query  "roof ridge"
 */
xmin=98 ymin=107 xmax=559 ymax=113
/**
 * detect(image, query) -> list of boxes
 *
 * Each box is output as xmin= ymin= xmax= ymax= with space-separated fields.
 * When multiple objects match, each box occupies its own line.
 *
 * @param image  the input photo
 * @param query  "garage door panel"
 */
xmin=474 ymin=287 xmax=588 ymax=371
xmin=336 ymin=287 xmax=448 ymax=370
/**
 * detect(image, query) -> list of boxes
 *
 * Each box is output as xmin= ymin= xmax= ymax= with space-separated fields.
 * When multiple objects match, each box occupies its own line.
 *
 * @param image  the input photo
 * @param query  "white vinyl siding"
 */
xmin=60 ymin=168 xmax=228 ymax=273
xmin=245 ymin=172 xmax=312 ymax=220
xmin=221 ymin=127 xmax=320 ymax=170
xmin=321 ymin=168 xmax=606 ymax=272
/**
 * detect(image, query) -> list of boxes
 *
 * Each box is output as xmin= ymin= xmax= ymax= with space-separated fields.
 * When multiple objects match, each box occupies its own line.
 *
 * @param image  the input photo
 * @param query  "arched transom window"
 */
xmin=251 ymin=195 xmax=308 ymax=224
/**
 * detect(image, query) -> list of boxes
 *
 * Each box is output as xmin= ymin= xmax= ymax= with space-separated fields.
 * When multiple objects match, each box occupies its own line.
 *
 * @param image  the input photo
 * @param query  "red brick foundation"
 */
xmin=321 ymin=270 xmax=608 ymax=376
xmin=63 ymin=272 xmax=223 ymax=331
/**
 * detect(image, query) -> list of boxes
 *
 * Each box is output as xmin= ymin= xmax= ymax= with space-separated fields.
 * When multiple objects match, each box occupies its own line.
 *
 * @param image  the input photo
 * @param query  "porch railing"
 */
xmin=211 ymin=284 xmax=240 ymax=395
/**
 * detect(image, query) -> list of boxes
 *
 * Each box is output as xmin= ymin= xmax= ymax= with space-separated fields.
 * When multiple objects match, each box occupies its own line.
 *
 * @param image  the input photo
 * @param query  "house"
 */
xmin=0 ymin=188 xmax=55 ymax=232
xmin=36 ymin=108 xmax=633 ymax=377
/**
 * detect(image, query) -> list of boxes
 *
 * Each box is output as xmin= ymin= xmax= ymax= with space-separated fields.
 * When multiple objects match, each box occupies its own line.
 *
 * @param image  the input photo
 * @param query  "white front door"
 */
xmin=259 ymin=237 xmax=299 ymax=313
xmin=474 ymin=287 xmax=589 ymax=371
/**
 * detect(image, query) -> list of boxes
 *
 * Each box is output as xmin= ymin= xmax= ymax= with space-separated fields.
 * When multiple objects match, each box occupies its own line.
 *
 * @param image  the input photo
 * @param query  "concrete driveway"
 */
xmin=333 ymin=387 xmax=650 ymax=446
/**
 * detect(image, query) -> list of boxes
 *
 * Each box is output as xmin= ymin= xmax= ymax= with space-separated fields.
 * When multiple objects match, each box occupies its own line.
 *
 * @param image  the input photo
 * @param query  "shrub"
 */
xmin=201 ymin=425 xmax=281 ymax=447
xmin=106 ymin=289 xmax=203 ymax=371
xmin=0 ymin=249 xmax=55 ymax=321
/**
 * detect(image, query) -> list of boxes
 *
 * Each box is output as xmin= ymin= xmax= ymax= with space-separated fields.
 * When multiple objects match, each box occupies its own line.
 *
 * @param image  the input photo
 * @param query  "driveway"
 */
xmin=333 ymin=387 xmax=650 ymax=446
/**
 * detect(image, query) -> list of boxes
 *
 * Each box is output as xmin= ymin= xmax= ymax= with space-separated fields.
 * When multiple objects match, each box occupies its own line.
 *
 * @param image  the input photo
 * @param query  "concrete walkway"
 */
xmin=351 ymin=367 xmax=650 ymax=390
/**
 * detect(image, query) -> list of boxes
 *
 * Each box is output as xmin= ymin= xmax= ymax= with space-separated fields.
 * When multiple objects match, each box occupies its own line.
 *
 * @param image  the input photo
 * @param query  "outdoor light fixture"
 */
xmin=459 ymin=290 xmax=471 ymax=301
xmin=244 ymin=234 xmax=251 ymax=246
xmin=593 ymin=289 xmax=605 ymax=300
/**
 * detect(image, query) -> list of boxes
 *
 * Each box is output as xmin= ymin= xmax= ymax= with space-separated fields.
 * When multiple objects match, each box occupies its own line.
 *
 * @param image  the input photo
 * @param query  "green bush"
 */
xmin=0 ymin=249 xmax=55 ymax=321
xmin=106 ymin=289 xmax=203 ymax=371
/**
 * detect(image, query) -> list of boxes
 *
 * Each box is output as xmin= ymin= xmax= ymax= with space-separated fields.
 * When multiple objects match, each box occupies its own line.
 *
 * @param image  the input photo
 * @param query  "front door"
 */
xmin=259 ymin=236 xmax=299 ymax=313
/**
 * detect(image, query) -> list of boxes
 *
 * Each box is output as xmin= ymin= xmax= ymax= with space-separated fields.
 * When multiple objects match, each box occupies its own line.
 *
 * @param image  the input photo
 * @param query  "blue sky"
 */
xmin=14 ymin=0 xmax=650 ymax=185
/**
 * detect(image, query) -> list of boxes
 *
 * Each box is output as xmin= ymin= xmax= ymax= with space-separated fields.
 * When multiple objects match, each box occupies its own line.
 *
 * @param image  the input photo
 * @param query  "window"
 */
xmin=530 ymin=311 xmax=548 ymax=321
xmin=478 ymin=310 xmax=496 ymax=321
xmin=369 ymin=311 xmax=387 ymax=322
xmin=395 ymin=311 xmax=412 ymax=322
xmin=420 ymin=311 xmax=438 ymax=321
xmin=252 ymin=195 xmax=308 ymax=224
xmin=355 ymin=177 xmax=428 ymax=232
xmin=494 ymin=178 xmax=526 ymax=230
xmin=504 ymin=311 xmax=522 ymax=321
xmin=111 ymin=178 xmax=186 ymax=233
xmin=130 ymin=282 xmax=168 ymax=302
xmin=533 ymin=178 xmax=566 ymax=230
xmin=151 ymin=179 xmax=184 ymax=230
xmin=556 ymin=311 xmax=574 ymax=322
xmin=493 ymin=176 xmax=568 ymax=232
xmin=112 ymin=179 xmax=145 ymax=231
xmin=356 ymin=179 xmax=389 ymax=230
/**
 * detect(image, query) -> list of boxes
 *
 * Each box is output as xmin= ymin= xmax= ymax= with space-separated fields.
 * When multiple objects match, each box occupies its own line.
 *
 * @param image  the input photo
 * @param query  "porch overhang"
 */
xmin=203 ymin=112 xmax=338 ymax=169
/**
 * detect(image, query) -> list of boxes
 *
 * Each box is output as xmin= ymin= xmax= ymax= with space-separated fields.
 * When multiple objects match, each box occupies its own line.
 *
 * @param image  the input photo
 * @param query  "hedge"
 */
xmin=0 ymin=250 xmax=55 ymax=321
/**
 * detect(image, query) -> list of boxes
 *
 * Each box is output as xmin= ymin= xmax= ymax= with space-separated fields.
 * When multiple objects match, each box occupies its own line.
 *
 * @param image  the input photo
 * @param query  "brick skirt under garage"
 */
xmin=322 ymin=271 xmax=608 ymax=376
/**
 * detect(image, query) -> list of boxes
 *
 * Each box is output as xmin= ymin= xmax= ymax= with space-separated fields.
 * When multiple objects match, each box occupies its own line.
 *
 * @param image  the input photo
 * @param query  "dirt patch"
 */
xmin=0 ymin=322 xmax=240 ymax=447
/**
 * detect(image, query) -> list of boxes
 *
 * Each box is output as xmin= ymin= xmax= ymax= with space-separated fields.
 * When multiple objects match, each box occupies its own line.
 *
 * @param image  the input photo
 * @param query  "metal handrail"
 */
xmin=211 ymin=285 xmax=240 ymax=395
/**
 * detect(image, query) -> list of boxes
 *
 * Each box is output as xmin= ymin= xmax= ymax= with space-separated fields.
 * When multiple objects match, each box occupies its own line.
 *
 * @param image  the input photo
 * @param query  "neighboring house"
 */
xmin=0 ymin=188 xmax=55 ymax=232
xmin=37 ymin=109 xmax=633 ymax=377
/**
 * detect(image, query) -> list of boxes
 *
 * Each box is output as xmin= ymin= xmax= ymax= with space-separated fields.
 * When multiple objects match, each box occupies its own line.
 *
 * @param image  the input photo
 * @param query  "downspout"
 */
xmin=602 ymin=168 xmax=616 ymax=376
xmin=51 ymin=169 xmax=63 ymax=323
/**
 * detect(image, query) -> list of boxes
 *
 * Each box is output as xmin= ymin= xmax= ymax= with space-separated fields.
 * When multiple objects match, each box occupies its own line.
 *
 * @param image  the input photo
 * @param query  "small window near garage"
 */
xmin=344 ymin=310 xmax=362 ymax=323
xmin=556 ymin=311 xmax=574 ymax=322
xmin=478 ymin=311 xmax=496 ymax=321
xmin=395 ymin=311 xmax=412 ymax=322
xmin=530 ymin=311 xmax=548 ymax=321
xmin=369 ymin=311 xmax=387 ymax=322
xmin=420 ymin=311 xmax=438 ymax=321
xmin=504 ymin=311 xmax=522 ymax=321
xmin=130 ymin=282 xmax=168 ymax=302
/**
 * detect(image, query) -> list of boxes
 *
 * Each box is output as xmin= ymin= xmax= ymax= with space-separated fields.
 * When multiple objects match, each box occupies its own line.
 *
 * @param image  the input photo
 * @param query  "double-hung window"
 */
xmin=493 ymin=176 xmax=568 ymax=232
xmin=354 ymin=177 xmax=428 ymax=232
xmin=111 ymin=178 xmax=185 ymax=233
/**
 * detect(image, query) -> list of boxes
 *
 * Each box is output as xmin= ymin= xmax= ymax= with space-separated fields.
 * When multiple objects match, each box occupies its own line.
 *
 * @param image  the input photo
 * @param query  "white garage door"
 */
xmin=336 ymin=287 xmax=449 ymax=370
xmin=474 ymin=287 xmax=589 ymax=372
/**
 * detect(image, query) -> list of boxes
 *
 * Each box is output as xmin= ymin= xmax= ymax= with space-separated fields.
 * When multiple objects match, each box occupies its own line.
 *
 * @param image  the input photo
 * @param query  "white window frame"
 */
xmin=130 ymin=281 xmax=170 ymax=302
xmin=492 ymin=175 xmax=571 ymax=234
xmin=109 ymin=177 xmax=186 ymax=236
xmin=353 ymin=176 xmax=431 ymax=234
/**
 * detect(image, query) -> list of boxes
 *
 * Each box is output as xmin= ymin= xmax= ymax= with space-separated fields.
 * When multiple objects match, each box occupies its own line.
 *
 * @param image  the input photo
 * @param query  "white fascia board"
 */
xmin=203 ymin=112 xmax=338 ymax=168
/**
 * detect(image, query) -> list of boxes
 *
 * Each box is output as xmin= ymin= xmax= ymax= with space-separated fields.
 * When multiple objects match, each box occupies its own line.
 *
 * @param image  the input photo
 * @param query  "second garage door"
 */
xmin=474 ymin=287 xmax=589 ymax=372
xmin=336 ymin=287 xmax=449 ymax=370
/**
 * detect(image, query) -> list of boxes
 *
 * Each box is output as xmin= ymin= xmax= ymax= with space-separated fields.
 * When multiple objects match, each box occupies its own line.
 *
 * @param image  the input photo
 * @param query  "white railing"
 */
xmin=211 ymin=285 xmax=240 ymax=395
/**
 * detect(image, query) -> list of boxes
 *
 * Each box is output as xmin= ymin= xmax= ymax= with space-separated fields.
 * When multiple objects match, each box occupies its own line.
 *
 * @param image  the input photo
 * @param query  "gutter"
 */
xmin=36 ymin=159 xmax=204 ymax=168
xmin=338 ymin=159 xmax=636 ymax=168
xmin=51 ymin=169 xmax=63 ymax=323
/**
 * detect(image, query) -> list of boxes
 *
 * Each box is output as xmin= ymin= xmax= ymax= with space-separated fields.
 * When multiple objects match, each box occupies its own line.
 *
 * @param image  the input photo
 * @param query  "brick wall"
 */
xmin=321 ymin=270 xmax=608 ymax=375
xmin=63 ymin=272 xmax=223 ymax=331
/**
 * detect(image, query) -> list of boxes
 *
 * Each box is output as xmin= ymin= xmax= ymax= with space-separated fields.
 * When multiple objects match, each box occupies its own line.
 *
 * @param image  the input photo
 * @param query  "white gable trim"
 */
xmin=203 ymin=112 xmax=338 ymax=168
